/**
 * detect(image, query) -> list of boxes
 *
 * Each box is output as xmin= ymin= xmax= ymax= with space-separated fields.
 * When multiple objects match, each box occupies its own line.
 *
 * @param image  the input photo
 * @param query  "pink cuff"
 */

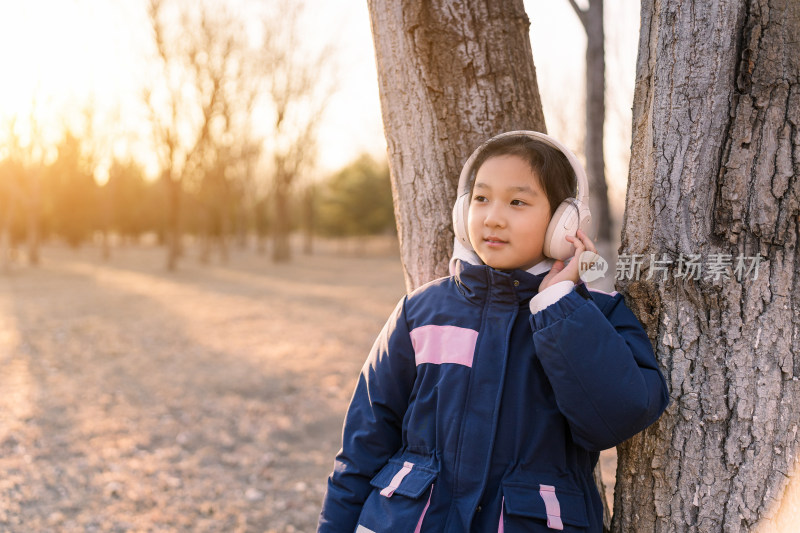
xmin=529 ymin=280 xmax=574 ymax=315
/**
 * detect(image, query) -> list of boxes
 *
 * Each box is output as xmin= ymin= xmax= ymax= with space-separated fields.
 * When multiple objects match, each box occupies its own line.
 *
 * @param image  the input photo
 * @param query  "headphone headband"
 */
xmin=456 ymin=130 xmax=589 ymax=206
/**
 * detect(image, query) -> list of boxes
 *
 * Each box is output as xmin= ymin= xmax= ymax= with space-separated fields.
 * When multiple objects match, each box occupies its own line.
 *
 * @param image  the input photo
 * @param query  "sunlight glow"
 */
xmin=758 ymin=454 xmax=800 ymax=533
xmin=0 ymin=0 xmax=151 ymax=177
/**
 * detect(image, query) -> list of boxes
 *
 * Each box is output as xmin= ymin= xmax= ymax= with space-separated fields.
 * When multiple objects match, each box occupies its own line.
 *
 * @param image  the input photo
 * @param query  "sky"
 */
xmin=0 ymin=0 xmax=639 ymax=210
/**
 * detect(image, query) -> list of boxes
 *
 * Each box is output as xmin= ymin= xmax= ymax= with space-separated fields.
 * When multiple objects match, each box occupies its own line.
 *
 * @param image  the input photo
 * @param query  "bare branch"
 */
xmin=567 ymin=0 xmax=588 ymax=29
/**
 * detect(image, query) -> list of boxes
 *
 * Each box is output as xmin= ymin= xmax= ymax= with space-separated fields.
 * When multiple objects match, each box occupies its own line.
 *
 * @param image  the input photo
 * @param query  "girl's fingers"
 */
xmin=566 ymin=234 xmax=586 ymax=254
xmin=576 ymin=229 xmax=596 ymax=253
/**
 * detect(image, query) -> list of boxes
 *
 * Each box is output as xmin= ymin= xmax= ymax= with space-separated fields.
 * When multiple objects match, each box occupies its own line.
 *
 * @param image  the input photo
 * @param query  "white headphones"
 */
xmin=452 ymin=130 xmax=593 ymax=261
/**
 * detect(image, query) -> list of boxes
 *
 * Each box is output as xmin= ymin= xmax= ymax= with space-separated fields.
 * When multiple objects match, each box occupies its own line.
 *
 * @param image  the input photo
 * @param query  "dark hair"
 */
xmin=468 ymin=135 xmax=576 ymax=216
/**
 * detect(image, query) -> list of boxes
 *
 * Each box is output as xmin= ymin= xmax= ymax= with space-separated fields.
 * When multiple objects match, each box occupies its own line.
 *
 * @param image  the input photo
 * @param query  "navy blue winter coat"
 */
xmin=318 ymin=260 xmax=669 ymax=532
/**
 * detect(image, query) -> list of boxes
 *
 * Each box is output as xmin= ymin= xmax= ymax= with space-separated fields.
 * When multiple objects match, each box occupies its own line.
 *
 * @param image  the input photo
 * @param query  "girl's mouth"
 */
xmin=484 ymin=237 xmax=508 ymax=247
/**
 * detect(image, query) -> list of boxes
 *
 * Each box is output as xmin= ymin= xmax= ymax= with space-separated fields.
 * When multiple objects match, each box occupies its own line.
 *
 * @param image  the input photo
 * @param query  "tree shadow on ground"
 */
xmin=0 ymin=252 xmax=383 ymax=532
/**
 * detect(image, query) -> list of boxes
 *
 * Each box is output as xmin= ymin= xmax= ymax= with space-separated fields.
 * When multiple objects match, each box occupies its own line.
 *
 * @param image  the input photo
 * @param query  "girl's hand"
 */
xmin=539 ymin=229 xmax=597 ymax=292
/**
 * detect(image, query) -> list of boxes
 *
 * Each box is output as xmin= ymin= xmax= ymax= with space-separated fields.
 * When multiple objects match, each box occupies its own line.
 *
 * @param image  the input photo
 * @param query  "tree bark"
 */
xmin=367 ymin=0 xmax=547 ymax=291
xmin=614 ymin=1 xmax=800 ymax=531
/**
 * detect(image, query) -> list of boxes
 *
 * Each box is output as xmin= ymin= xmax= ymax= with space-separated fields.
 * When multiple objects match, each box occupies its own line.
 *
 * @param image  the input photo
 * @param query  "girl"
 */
xmin=318 ymin=131 xmax=669 ymax=532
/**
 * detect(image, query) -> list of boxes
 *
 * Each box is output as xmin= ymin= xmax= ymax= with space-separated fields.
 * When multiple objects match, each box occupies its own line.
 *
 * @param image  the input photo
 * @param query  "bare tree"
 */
xmin=144 ymin=0 xmax=240 ymax=270
xmin=2 ymin=114 xmax=43 ymax=267
xmin=196 ymin=58 xmax=263 ymax=265
xmin=0 ymin=157 xmax=26 ymax=273
xmin=268 ymin=123 xmax=324 ymax=262
xmin=258 ymin=0 xmax=335 ymax=263
xmin=614 ymin=1 xmax=800 ymax=531
xmin=144 ymin=0 xmax=333 ymax=266
xmin=567 ymin=0 xmax=612 ymax=244
xmin=226 ymin=68 xmax=265 ymax=254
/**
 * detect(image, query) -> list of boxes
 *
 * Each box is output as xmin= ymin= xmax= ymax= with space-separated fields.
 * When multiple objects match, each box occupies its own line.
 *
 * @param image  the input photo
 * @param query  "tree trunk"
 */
xmin=199 ymin=229 xmax=211 ymax=265
xmin=567 ymin=0 xmax=613 ymax=245
xmin=100 ymin=183 xmax=112 ymax=262
xmin=0 ymin=199 xmax=12 ymax=274
xmin=219 ymin=216 xmax=229 ymax=265
xmin=367 ymin=0 xmax=547 ymax=291
xmin=271 ymin=175 xmax=292 ymax=263
xmin=614 ymin=1 xmax=800 ymax=531
xmin=583 ymin=0 xmax=611 ymax=244
xmin=302 ymin=184 xmax=314 ymax=255
xmin=26 ymin=167 xmax=41 ymax=266
xmin=166 ymin=178 xmax=182 ymax=271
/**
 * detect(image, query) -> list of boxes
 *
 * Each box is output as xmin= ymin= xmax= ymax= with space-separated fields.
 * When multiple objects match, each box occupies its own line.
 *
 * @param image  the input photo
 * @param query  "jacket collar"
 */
xmin=450 ymin=251 xmax=554 ymax=305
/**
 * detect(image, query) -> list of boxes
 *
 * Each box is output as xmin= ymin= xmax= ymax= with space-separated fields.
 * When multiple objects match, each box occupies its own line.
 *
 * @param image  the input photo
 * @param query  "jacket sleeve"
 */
xmin=317 ymin=296 xmax=417 ymax=532
xmin=530 ymin=288 xmax=670 ymax=451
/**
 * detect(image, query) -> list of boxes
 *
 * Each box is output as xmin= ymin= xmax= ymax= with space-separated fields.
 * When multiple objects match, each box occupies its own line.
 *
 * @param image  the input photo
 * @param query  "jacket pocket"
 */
xmin=501 ymin=478 xmax=589 ymax=532
xmin=356 ymin=452 xmax=438 ymax=533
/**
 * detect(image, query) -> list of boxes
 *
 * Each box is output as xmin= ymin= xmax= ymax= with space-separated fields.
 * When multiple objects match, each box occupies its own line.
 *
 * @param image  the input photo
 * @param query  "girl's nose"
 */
xmin=484 ymin=204 xmax=506 ymax=228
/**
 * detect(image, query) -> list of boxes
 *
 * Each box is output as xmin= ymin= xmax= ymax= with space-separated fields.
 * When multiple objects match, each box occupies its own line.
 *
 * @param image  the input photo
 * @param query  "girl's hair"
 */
xmin=468 ymin=135 xmax=577 ymax=216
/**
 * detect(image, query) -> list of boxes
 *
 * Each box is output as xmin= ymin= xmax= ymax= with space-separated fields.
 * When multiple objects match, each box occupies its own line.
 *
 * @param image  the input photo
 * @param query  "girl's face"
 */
xmin=467 ymin=154 xmax=552 ymax=271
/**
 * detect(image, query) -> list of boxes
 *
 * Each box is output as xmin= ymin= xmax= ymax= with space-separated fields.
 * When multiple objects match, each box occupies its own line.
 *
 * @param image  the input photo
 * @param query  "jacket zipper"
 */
xmin=444 ymin=271 xmax=492 ymax=529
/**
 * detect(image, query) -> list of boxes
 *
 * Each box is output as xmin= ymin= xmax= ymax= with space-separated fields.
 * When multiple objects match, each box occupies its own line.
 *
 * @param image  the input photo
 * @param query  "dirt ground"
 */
xmin=0 ymin=242 xmax=616 ymax=532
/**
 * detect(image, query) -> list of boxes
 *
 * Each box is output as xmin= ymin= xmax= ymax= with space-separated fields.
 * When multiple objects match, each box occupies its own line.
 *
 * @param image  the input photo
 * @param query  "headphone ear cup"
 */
xmin=544 ymin=199 xmax=580 ymax=260
xmin=452 ymin=193 xmax=473 ymax=251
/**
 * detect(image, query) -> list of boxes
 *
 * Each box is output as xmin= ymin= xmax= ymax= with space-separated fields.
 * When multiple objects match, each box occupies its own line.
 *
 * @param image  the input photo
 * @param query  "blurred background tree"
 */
xmin=104 ymin=158 xmax=151 ymax=243
xmin=0 ymin=157 xmax=28 ymax=272
xmin=316 ymin=154 xmax=394 ymax=240
xmin=144 ymin=0 xmax=256 ymax=270
xmin=140 ymin=0 xmax=336 ymax=268
xmin=46 ymin=131 xmax=99 ymax=248
xmin=1 ymin=112 xmax=46 ymax=266
xmin=567 ymin=0 xmax=611 ymax=244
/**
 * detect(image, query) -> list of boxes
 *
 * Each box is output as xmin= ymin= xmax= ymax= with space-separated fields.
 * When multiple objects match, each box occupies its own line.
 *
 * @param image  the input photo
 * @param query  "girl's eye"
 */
xmin=472 ymin=195 xmax=487 ymax=203
xmin=510 ymin=199 xmax=528 ymax=206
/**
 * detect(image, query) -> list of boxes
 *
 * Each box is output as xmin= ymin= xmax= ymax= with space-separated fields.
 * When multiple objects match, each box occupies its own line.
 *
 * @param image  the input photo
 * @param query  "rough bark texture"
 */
xmin=615 ymin=1 xmax=800 ymax=531
xmin=367 ymin=0 xmax=547 ymax=291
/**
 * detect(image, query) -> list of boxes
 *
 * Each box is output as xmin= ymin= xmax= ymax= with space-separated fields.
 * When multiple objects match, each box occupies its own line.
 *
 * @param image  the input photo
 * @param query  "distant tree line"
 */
xmin=0 ymin=143 xmax=394 ymax=257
